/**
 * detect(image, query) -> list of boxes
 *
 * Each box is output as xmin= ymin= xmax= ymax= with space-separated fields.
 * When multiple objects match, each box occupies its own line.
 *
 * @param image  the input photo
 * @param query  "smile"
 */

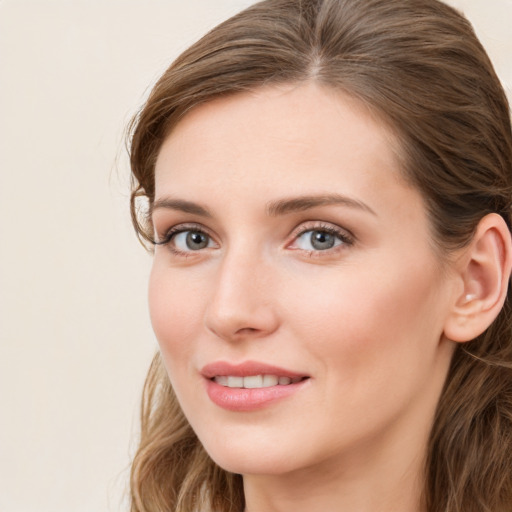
xmin=202 ymin=361 xmax=310 ymax=411
xmin=212 ymin=375 xmax=305 ymax=388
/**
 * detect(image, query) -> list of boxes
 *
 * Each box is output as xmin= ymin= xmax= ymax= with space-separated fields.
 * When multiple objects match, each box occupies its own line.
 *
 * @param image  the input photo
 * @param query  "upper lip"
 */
xmin=201 ymin=360 xmax=308 ymax=379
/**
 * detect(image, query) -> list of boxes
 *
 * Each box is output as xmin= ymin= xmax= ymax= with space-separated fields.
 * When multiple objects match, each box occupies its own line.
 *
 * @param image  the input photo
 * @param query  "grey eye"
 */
xmin=310 ymin=231 xmax=336 ymax=250
xmin=295 ymin=230 xmax=342 ymax=251
xmin=174 ymin=231 xmax=211 ymax=251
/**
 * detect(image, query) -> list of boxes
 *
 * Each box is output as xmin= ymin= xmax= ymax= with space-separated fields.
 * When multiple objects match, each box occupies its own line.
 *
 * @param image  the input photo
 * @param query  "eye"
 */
xmin=289 ymin=225 xmax=353 ymax=253
xmin=173 ymin=230 xmax=212 ymax=251
xmin=295 ymin=230 xmax=342 ymax=251
xmin=155 ymin=226 xmax=216 ymax=254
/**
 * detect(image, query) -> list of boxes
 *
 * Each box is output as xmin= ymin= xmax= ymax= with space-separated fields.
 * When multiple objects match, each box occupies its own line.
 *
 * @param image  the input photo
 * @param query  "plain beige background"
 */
xmin=0 ymin=1 xmax=511 ymax=511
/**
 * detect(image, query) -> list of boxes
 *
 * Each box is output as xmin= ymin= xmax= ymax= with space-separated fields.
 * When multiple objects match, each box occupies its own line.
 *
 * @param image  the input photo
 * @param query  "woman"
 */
xmin=127 ymin=0 xmax=512 ymax=511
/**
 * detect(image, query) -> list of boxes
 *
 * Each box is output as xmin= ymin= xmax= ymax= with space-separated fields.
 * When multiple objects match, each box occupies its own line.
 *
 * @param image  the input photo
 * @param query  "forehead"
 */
xmin=154 ymin=82 xmax=421 ymax=222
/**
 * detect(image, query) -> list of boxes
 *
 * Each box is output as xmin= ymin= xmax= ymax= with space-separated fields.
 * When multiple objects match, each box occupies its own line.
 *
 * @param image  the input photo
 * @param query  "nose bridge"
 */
xmin=204 ymin=243 xmax=278 ymax=341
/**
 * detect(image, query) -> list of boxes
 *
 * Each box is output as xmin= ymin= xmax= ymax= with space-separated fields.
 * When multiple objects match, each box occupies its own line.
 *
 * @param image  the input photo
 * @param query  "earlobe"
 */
xmin=443 ymin=213 xmax=512 ymax=343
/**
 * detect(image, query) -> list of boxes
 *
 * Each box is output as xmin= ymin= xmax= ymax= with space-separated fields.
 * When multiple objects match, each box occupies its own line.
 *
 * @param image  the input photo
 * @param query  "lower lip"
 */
xmin=205 ymin=378 xmax=308 ymax=412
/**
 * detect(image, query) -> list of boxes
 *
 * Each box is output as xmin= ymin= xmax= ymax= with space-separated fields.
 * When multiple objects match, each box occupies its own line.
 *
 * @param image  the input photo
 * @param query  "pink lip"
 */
xmin=201 ymin=360 xmax=310 ymax=412
xmin=201 ymin=360 xmax=307 ymax=379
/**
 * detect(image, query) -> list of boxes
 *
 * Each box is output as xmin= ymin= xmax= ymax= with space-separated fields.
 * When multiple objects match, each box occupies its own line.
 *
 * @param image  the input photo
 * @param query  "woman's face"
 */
xmin=149 ymin=83 xmax=457 ymax=477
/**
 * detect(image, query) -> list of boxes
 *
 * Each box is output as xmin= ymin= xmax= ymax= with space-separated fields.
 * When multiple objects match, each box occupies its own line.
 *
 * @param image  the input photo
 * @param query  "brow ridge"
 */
xmin=266 ymin=194 xmax=376 ymax=216
xmin=151 ymin=193 xmax=375 ymax=218
xmin=151 ymin=198 xmax=212 ymax=217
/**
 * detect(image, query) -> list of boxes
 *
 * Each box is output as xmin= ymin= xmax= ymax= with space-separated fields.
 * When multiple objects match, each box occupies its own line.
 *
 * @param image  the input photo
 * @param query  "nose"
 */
xmin=204 ymin=248 xmax=280 ymax=342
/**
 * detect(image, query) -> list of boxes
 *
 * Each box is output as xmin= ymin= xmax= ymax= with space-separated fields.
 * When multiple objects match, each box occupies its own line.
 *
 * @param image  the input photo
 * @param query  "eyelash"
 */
xmin=154 ymin=222 xmax=355 ymax=257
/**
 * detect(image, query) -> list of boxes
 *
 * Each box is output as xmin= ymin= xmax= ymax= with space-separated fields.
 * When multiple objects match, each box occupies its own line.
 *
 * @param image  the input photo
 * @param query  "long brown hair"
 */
xmin=128 ymin=1 xmax=512 ymax=510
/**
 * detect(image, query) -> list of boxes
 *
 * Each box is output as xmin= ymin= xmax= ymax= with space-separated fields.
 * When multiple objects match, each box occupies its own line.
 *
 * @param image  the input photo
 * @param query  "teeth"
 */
xmin=213 ymin=374 xmax=302 ymax=389
xmin=244 ymin=375 xmax=263 ymax=388
xmin=215 ymin=375 xmax=228 ymax=386
xmin=227 ymin=376 xmax=244 ymax=388
xmin=263 ymin=375 xmax=278 ymax=386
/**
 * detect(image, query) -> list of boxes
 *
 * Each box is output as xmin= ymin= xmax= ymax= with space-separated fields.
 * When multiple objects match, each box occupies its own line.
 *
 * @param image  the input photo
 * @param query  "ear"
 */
xmin=443 ymin=213 xmax=512 ymax=343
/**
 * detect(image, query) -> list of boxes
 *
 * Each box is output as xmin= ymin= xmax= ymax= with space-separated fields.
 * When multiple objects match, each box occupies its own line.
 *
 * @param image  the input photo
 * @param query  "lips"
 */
xmin=201 ymin=361 xmax=310 ymax=411
xmin=201 ymin=360 xmax=308 ymax=379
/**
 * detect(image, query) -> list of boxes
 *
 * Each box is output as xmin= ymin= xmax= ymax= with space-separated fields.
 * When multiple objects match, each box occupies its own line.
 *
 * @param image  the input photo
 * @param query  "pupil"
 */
xmin=187 ymin=232 xmax=208 ymax=250
xmin=311 ymin=231 xmax=334 ymax=250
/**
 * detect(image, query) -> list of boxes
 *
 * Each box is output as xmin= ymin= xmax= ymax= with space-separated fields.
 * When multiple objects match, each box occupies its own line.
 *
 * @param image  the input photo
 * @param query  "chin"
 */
xmin=200 ymin=436 xmax=301 ymax=476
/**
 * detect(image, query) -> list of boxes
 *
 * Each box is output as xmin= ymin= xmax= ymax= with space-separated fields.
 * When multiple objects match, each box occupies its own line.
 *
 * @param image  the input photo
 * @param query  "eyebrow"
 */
xmin=151 ymin=193 xmax=376 ymax=218
xmin=151 ymin=198 xmax=212 ymax=217
xmin=266 ymin=194 xmax=377 ymax=217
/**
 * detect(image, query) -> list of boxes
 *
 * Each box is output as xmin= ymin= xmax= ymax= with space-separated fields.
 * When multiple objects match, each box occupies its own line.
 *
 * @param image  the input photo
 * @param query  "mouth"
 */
xmin=201 ymin=361 xmax=310 ymax=411
xmin=212 ymin=375 xmax=307 ymax=388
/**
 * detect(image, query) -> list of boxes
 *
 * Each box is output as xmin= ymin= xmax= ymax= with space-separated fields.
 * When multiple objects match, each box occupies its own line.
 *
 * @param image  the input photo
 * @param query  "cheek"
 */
xmin=148 ymin=262 xmax=205 ymax=363
xmin=284 ymin=256 xmax=446 ymax=371
xmin=278 ymin=259 xmax=450 ymax=446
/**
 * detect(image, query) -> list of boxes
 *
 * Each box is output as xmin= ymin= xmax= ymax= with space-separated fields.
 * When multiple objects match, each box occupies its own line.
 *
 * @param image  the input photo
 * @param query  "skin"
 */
xmin=149 ymin=83 xmax=460 ymax=512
